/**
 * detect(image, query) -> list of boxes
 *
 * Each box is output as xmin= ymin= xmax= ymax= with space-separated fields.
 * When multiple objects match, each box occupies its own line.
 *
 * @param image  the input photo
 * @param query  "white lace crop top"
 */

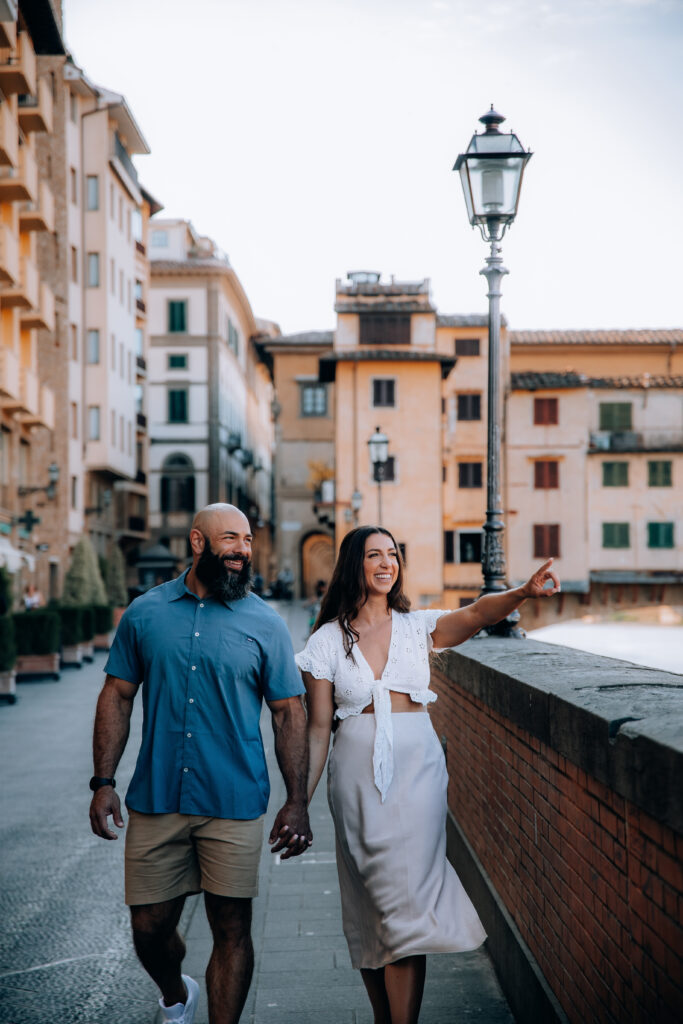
xmin=295 ymin=609 xmax=449 ymax=801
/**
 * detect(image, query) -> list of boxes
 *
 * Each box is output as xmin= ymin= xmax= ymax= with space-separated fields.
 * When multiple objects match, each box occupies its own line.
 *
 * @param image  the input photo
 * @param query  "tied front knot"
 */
xmin=371 ymin=682 xmax=394 ymax=802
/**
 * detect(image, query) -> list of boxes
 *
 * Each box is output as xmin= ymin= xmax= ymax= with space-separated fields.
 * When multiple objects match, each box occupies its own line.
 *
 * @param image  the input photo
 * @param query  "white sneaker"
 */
xmin=158 ymin=974 xmax=200 ymax=1024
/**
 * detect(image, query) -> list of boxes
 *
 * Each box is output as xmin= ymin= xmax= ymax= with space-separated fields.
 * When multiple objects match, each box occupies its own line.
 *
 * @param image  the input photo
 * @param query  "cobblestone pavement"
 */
xmin=1 ymin=601 xmax=514 ymax=1024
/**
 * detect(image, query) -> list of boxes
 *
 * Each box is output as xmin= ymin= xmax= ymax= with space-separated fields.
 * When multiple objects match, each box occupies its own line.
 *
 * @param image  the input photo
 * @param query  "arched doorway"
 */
xmin=300 ymin=532 xmax=334 ymax=598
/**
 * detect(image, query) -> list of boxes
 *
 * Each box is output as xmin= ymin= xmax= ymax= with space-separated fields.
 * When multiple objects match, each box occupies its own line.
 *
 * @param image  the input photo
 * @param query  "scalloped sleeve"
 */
xmin=418 ymin=609 xmax=451 ymax=652
xmin=295 ymin=627 xmax=336 ymax=681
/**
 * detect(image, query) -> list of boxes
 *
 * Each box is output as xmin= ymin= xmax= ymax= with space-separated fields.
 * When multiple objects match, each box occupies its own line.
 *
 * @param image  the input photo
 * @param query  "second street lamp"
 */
xmin=454 ymin=106 xmax=532 ymax=635
xmin=368 ymin=426 xmax=389 ymax=526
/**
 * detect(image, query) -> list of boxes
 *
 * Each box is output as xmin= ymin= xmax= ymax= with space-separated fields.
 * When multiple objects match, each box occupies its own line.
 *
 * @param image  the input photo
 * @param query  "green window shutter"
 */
xmin=599 ymin=403 xmax=632 ymax=430
xmin=168 ymin=389 xmax=188 ymax=423
xmin=602 ymin=462 xmax=628 ymax=486
xmin=648 ymin=461 xmax=672 ymax=487
xmin=168 ymin=301 xmax=187 ymax=333
xmin=648 ymin=522 xmax=674 ymax=548
xmin=602 ymin=523 xmax=630 ymax=548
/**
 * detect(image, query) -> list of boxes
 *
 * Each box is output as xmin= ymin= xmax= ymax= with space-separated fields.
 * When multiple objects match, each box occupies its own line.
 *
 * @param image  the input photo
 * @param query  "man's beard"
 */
xmin=195 ymin=536 xmax=253 ymax=602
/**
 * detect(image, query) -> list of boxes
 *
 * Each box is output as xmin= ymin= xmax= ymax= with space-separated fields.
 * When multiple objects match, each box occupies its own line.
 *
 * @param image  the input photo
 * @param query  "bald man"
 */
xmin=89 ymin=504 xmax=310 ymax=1024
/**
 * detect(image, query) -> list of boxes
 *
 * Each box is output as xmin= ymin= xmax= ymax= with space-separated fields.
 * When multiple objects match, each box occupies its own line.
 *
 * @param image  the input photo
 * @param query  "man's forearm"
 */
xmin=93 ymin=681 xmax=134 ymax=776
xmin=272 ymin=700 xmax=309 ymax=805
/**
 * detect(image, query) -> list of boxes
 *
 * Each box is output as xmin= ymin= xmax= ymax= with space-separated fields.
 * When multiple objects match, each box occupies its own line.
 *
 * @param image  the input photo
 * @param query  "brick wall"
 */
xmin=430 ymin=640 xmax=683 ymax=1024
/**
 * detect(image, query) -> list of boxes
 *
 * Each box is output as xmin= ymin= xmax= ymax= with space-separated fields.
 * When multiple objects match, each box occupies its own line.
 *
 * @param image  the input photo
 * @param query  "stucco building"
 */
xmin=146 ymin=219 xmax=275 ymax=580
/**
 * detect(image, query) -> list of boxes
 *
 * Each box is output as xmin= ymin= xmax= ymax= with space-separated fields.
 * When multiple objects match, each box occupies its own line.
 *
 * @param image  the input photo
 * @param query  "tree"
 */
xmin=62 ymin=535 xmax=108 ymax=606
xmin=105 ymin=543 xmax=128 ymax=607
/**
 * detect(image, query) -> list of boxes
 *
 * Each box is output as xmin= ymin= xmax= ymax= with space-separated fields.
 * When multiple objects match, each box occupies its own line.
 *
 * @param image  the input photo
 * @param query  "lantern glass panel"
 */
xmin=464 ymin=156 xmax=526 ymax=220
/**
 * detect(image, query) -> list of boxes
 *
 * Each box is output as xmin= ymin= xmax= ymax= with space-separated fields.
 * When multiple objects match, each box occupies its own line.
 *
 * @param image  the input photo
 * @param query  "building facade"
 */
xmin=147 ymin=219 xmax=275 ymax=579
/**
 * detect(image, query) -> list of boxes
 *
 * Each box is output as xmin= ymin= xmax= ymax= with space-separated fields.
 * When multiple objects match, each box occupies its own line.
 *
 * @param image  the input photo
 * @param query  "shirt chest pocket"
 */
xmin=219 ymin=633 xmax=261 ymax=680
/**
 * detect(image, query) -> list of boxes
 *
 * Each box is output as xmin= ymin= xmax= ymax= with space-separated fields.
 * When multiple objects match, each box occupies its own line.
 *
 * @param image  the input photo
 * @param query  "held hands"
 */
xmin=89 ymin=788 xmax=124 ymax=840
xmin=268 ymin=800 xmax=312 ymax=860
xmin=520 ymin=558 xmax=561 ymax=600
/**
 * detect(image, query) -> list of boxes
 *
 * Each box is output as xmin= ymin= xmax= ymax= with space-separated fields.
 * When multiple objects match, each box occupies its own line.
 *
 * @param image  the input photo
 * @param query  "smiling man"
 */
xmin=89 ymin=503 xmax=310 ymax=1024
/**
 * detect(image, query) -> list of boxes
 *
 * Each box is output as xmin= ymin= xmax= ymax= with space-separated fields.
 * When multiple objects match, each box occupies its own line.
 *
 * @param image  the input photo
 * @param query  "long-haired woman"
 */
xmin=295 ymin=525 xmax=559 ymax=1024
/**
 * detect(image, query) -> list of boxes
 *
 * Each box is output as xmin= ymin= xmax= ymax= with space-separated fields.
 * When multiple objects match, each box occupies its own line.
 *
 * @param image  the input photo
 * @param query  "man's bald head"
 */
xmin=191 ymin=504 xmax=250 ymax=541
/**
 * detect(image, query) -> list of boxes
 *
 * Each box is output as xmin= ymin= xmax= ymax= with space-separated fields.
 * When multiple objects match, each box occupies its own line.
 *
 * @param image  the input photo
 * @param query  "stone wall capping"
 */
xmin=436 ymin=638 xmax=683 ymax=834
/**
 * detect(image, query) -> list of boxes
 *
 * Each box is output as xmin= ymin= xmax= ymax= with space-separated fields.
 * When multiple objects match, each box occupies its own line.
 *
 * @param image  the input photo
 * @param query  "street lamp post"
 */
xmin=367 ymin=427 xmax=389 ymax=526
xmin=454 ymin=106 xmax=532 ymax=635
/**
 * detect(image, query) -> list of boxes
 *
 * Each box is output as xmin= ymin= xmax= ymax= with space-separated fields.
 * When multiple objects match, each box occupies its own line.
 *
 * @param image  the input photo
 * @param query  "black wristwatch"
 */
xmin=89 ymin=776 xmax=116 ymax=792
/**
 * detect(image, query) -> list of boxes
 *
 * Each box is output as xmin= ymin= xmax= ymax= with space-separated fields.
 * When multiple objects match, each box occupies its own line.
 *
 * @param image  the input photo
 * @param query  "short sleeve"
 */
xmin=417 ymin=609 xmax=450 ymax=652
xmin=104 ymin=606 xmax=143 ymax=685
xmin=295 ymin=627 xmax=335 ymax=681
xmin=259 ymin=616 xmax=306 ymax=702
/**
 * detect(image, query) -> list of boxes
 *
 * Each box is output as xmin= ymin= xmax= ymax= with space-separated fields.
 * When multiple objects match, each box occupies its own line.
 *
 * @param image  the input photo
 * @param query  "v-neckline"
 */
xmin=354 ymin=609 xmax=394 ymax=681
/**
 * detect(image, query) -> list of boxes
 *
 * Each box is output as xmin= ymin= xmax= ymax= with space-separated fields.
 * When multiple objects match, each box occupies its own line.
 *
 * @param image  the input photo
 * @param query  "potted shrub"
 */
xmin=0 ymin=565 xmax=17 ymax=701
xmin=93 ymin=604 xmax=114 ymax=650
xmin=14 ymin=610 xmax=61 ymax=680
xmin=58 ymin=605 xmax=85 ymax=667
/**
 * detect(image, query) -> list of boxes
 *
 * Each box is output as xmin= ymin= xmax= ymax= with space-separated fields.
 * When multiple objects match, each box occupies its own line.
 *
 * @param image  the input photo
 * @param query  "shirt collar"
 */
xmin=167 ymin=568 xmax=233 ymax=608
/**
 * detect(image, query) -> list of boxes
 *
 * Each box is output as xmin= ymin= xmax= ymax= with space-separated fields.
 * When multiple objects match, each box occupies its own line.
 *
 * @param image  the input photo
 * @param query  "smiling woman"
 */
xmin=296 ymin=524 xmax=559 ymax=1023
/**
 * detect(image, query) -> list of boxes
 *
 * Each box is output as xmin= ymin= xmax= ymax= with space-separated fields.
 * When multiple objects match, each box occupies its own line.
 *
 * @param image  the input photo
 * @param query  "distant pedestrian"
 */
xmin=297 ymin=525 xmax=560 ymax=1024
xmin=23 ymin=583 xmax=43 ymax=610
xmin=89 ymin=503 xmax=311 ymax=1024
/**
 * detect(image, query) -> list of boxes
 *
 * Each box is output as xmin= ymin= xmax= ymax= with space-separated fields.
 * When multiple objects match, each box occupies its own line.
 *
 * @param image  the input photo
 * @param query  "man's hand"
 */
xmin=89 ymin=787 xmax=124 ymax=840
xmin=268 ymin=799 xmax=312 ymax=860
xmin=520 ymin=558 xmax=561 ymax=600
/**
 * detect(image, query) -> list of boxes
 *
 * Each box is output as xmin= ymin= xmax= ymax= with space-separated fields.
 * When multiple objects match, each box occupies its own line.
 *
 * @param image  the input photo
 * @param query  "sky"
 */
xmin=62 ymin=0 xmax=683 ymax=335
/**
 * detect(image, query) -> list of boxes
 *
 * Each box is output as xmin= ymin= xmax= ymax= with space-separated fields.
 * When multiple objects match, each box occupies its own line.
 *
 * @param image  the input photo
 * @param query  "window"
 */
xmin=599 ymin=402 xmax=632 ymax=431
xmin=458 ymin=462 xmax=483 ymax=488
xmin=372 ymin=379 xmax=395 ymax=407
xmin=109 ymin=183 xmax=114 ymax=219
xmin=168 ymin=388 xmax=189 ymax=423
xmin=168 ymin=353 xmax=188 ymax=370
xmin=71 ymin=402 xmax=78 ymax=439
xmin=533 ymin=524 xmax=560 ymax=558
xmin=111 ymin=410 xmax=116 ymax=445
xmin=603 ymin=462 xmax=629 ymax=487
xmin=648 ymin=522 xmax=674 ymax=549
xmin=648 ymin=461 xmax=672 ymax=487
xmin=70 ymin=167 xmax=77 ymax=204
xmin=455 ymin=337 xmax=480 ymax=356
xmin=151 ymin=229 xmax=168 ymax=246
xmin=160 ymin=453 xmax=196 ymax=513
xmin=119 ymin=269 xmax=124 ymax=303
xmin=602 ymin=523 xmax=630 ymax=548
xmin=111 ymin=334 xmax=116 ymax=370
xmin=86 ymin=175 xmax=99 ymax=210
xmin=228 ymin=319 xmax=240 ymax=355
xmin=534 ymin=397 xmax=558 ymax=425
xmin=534 ymin=460 xmax=559 ymax=489
xmin=110 ymin=259 xmax=115 ymax=294
xmin=135 ymin=384 xmax=143 ymax=415
xmin=359 ymin=314 xmax=410 ymax=345
xmin=444 ymin=531 xmax=455 ymax=564
xmin=372 ymin=456 xmax=396 ymax=482
xmin=87 ymin=252 xmax=100 ymax=287
xmin=118 ymin=196 xmax=123 ymax=231
xmin=457 ymin=394 xmax=481 ymax=421
xmin=126 ymin=209 xmax=131 ymax=242
xmin=135 ymin=327 xmax=144 ymax=357
xmin=132 ymin=208 xmax=143 ymax=243
xmin=300 ymin=383 xmax=327 ymax=417
xmin=86 ymin=329 xmax=100 ymax=364
xmin=88 ymin=406 xmax=100 ymax=441
xmin=119 ymin=414 xmax=124 ymax=451
xmin=459 ymin=532 xmax=482 ymax=563
xmin=168 ymin=300 xmax=187 ymax=333
xmin=128 ymin=351 xmax=132 ymax=385
xmin=69 ymin=93 xmax=77 ymax=123
xmin=119 ymin=342 xmax=124 ymax=377
xmin=70 ymin=475 xmax=78 ymax=510
xmin=71 ymin=246 xmax=78 ymax=283
xmin=70 ymin=324 xmax=78 ymax=360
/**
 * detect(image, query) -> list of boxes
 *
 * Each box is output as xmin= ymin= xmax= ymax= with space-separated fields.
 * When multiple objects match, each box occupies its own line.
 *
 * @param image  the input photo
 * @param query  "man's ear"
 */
xmin=189 ymin=528 xmax=205 ymax=556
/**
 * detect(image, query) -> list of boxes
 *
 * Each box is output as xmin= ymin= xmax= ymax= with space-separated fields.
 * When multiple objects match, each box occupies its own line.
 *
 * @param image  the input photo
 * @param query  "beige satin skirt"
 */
xmin=327 ymin=712 xmax=487 ymax=970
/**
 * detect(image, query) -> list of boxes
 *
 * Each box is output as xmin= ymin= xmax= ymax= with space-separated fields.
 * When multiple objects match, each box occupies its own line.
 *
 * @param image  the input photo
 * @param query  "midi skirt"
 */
xmin=327 ymin=712 xmax=487 ymax=970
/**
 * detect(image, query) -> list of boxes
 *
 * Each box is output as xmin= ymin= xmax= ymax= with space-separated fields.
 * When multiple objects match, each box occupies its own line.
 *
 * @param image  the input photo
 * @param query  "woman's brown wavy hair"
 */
xmin=313 ymin=525 xmax=410 ymax=658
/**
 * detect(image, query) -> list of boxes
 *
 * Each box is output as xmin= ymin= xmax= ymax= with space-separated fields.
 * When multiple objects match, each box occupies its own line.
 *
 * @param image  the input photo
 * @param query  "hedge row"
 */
xmin=2 ymin=605 xmax=116 ymax=667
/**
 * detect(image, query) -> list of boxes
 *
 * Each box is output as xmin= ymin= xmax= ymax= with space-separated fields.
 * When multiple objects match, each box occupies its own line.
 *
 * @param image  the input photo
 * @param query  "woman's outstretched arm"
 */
xmin=302 ymin=671 xmax=335 ymax=803
xmin=431 ymin=559 xmax=561 ymax=649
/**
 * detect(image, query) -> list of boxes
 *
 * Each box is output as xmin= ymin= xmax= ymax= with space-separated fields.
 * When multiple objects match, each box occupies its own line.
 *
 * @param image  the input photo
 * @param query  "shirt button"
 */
xmin=195 ymin=632 xmax=199 ymax=637
xmin=189 ymin=698 xmax=194 ymax=704
xmin=200 ymin=603 xmax=204 ymax=608
xmin=183 ymin=767 xmax=189 ymax=773
xmin=187 ymin=732 xmax=192 ymax=738
xmin=191 ymin=665 xmax=196 ymax=671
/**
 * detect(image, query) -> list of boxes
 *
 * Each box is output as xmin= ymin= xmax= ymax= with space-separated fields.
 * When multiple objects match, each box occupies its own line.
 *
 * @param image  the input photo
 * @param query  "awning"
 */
xmin=0 ymin=536 xmax=35 ymax=573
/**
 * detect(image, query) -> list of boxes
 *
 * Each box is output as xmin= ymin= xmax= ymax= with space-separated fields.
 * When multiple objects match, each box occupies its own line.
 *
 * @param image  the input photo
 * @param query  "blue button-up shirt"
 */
xmin=104 ymin=570 xmax=305 ymax=819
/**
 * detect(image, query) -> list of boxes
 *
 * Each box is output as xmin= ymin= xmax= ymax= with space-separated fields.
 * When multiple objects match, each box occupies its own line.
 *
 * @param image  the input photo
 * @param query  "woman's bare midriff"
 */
xmin=360 ymin=690 xmax=428 ymax=714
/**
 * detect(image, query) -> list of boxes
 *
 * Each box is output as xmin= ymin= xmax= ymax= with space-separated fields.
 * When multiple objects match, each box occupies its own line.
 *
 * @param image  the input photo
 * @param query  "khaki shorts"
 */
xmin=124 ymin=809 xmax=265 ymax=906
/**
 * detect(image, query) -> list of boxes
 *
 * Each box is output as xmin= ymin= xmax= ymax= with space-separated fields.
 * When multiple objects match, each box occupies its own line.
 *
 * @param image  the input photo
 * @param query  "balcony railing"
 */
xmin=0 ymin=222 xmax=19 ymax=284
xmin=0 ymin=100 xmax=18 ymax=168
xmin=589 ymin=430 xmax=683 ymax=453
xmin=128 ymin=515 xmax=146 ymax=533
xmin=135 ymin=239 xmax=146 ymax=256
xmin=136 ymin=354 xmax=147 ymax=371
xmin=18 ymin=77 xmax=53 ymax=134
xmin=136 ymin=297 xmax=146 ymax=314
xmin=0 ymin=31 xmax=37 ymax=96
xmin=19 ymin=179 xmax=55 ymax=233
xmin=0 ymin=143 xmax=38 ymax=202
xmin=0 ymin=345 xmax=20 ymax=399
xmin=21 ymin=280 xmax=55 ymax=331
xmin=136 ymin=411 xmax=147 ymax=430
xmin=0 ymin=254 xmax=39 ymax=309
xmin=113 ymin=131 xmax=138 ymax=186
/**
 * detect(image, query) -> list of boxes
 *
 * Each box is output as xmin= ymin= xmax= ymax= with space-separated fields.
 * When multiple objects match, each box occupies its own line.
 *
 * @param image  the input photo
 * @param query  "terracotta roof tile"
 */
xmin=511 ymin=371 xmax=683 ymax=390
xmin=510 ymin=329 xmax=683 ymax=345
